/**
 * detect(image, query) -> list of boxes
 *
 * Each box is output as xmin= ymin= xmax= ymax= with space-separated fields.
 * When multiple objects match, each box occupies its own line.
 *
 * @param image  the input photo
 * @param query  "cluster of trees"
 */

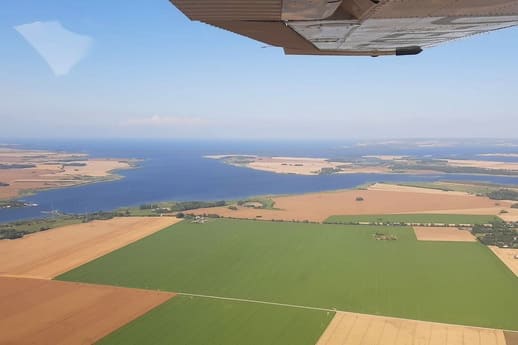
xmin=472 ymin=221 xmax=517 ymax=248
xmin=0 ymin=229 xmax=27 ymax=240
xmin=62 ymin=162 xmax=87 ymax=167
xmin=0 ymin=225 xmax=53 ymax=240
xmin=319 ymin=167 xmax=343 ymax=175
xmin=236 ymin=199 xmax=274 ymax=209
xmin=186 ymin=213 xmax=220 ymax=219
xmin=225 ymin=156 xmax=255 ymax=165
xmin=221 ymin=216 xmax=318 ymax=224
xmin=1 ymin=211 xmax=126 ymax=241
xmin=171 ymin=201 xmax=226 ymax=212
xmin=82 ymin=211 xmax=122 ymax=222
xmin=139 ymin=201 xmax=226 ymax=213
xmin=55 ymin=156 xmax=88 ymax=162
xmin=173 ymin=212 xmax=221 ymax=220
xmin=237 ymin=199 xmax=266 ymax=208
xmin=487 ymin=189 xmax=518 ymax=201
xmin=0 ymin=163 xmax=36 ymax=169
xmin=326 ymin=221 xmax=407 ymax=226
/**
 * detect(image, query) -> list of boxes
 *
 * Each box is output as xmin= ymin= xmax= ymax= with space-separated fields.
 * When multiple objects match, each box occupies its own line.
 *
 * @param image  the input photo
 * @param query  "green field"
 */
xmin=98 ymin=295 xmax=333 ymax=345
xmin=58 ymin=219 xmax=518 ymax=331
xmin=325 ymin=214 xmax=500 ymax=225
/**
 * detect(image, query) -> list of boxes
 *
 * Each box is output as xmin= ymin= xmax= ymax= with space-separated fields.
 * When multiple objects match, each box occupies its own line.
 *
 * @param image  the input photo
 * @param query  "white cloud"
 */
xmin=14 ymin=21 xmax=93 ymax=76
xmin=121 ymin=115 xmax=210 ymax=127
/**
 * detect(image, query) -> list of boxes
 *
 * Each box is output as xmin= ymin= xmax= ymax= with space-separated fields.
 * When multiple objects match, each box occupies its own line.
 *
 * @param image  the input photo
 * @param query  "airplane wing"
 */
xmin=169 ymin=0 xmax=518 ymax=56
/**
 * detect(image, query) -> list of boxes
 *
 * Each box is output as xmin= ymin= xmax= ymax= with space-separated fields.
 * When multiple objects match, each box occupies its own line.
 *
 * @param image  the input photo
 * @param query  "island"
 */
xmin=205 ymin=154 xmax=518 ymax=176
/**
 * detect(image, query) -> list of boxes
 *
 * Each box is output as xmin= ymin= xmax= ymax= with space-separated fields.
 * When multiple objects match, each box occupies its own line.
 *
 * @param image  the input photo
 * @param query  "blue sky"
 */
xmin=1 ymin=0 xmax=517 ymax=139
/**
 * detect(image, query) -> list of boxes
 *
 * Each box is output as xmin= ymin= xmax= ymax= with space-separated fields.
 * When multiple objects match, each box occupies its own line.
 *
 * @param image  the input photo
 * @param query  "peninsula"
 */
xmin=0 ymin=147 xmax=137 ymax=201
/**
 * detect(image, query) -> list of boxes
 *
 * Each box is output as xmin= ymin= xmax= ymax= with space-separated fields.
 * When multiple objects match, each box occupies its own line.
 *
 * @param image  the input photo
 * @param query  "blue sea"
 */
xmin=1 ymin=139 xmax=517 ymax=223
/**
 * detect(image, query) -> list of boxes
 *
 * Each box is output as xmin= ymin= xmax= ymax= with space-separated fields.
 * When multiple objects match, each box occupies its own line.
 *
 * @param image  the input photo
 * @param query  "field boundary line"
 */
xmin=178 ymin=292 xmax=335 ymax=312
xmin=0 ymin=274 xmax=51 ymax=280
xmin=177 ymin=292 xmax=518 ymax=334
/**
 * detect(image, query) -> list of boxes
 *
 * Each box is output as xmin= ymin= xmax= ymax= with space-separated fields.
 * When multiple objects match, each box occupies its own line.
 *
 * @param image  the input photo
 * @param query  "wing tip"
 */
xmin=395 ymin=46 xmax=423 ymax=56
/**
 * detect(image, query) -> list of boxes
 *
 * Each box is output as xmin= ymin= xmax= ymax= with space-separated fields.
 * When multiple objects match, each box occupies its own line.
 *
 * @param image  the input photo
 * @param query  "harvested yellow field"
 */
xmin=414 ymin=227 xmax=478 ymax=242
xmin=498 ymin=208 xmax=518 ymax=222
xmin=194 ymin=187 xmax=506 ymax=222
xmin=45 ymin=159 xmax=131 ymax=177
xmin=0 ymin=167 xmax=75 ymax=199
xmin=489 ymin=246 xmax=518 ymax=276
xmin=316 ymin=311 xmax=510 ymax=345
xmin=368 ymin=183 xmax=470 ymax=196
xmin=0 ymin=217 xmax=181 ymax=279
xmin=248 ymin=156 xmax=340 ymax=175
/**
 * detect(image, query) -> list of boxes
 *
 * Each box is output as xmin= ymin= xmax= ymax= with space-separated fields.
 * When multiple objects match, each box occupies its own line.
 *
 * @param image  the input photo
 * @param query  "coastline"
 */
xmin=12 ymin=167 xmax=130 ymax=200
xmin=0 ymin=146 xmax=140 ymax=202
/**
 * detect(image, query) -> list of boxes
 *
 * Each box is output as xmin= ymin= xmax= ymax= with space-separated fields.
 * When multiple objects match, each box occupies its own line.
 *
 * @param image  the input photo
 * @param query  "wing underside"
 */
xmin=170 ymin=0 xmax=518 ymax=56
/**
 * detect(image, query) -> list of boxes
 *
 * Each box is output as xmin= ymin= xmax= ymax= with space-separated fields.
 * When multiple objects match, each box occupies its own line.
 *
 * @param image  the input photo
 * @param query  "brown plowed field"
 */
xmin=505 ymin=331 xmax=518 ymax=345
xmin=316 ymin=311 xmax=510 ymax=345
xmin=414 ymin=227 xmax=477 ymax=242
xmin=194 ymin=187 xmax=506 ymax=222
xmin=0 ymin=277 xmax=174 ymax=345
xmin=0 ymin=217 xmax=181 ymax=279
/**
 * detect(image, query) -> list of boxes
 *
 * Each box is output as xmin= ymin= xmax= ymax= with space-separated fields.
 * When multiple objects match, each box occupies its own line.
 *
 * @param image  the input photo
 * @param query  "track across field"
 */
xmin=98 ymin=291 xmax=518 ymax=345
xmin=97 ymin=294 xmax=333 ymax=345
